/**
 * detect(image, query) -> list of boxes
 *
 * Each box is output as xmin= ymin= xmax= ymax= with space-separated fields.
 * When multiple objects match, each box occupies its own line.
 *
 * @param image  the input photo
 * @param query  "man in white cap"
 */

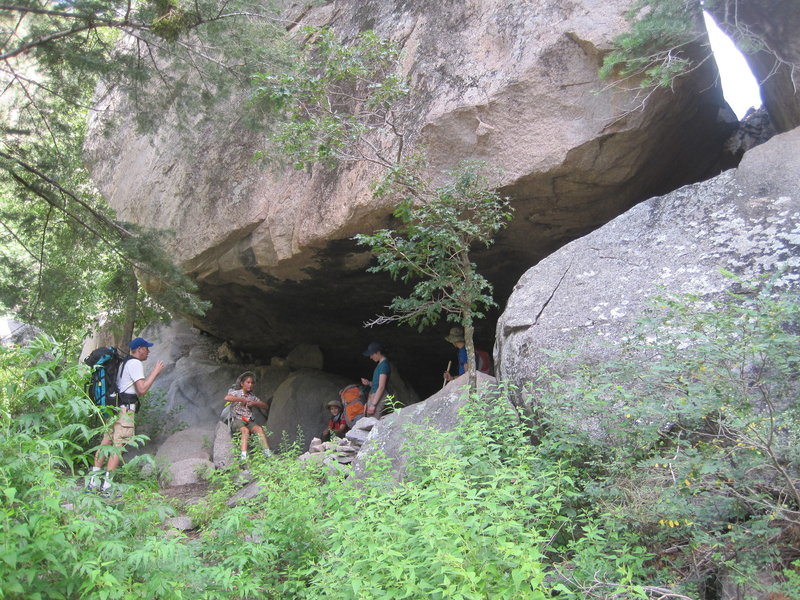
xmin=88 ymin=336 xmax=164 ymax=492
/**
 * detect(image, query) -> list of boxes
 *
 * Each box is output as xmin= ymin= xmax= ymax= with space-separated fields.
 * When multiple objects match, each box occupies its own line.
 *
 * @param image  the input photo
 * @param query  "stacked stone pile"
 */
xmin=301 ymin=417 xmax=379 ymax=467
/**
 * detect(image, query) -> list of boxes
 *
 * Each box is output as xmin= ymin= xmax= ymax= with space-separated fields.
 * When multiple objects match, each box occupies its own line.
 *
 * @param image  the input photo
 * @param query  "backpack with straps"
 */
xmin=84 ymin=346 xmax=130 ymax=407
xmin=339 ymin=384 xmax=367 ymax=428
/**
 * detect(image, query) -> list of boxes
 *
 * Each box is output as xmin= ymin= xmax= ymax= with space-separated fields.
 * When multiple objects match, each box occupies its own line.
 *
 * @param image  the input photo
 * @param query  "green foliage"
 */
xmin=182 ymin=451 xmax=335 ymax=596
xmin=0 ymin=130 xmax=210 ymax=349
xmin=4 ymin=278 xmax=797 ymax=599
xmin=0 ymin=339 xmax=260 ymax=599
xmin=150 ymin=0 xmax=200 ymax=42
xmin=1 ymin=0 xmax=289 ymax=346
xmin=2 ymin=1 xmax=290 ymax=127
xmin=1 ymin=337 xmax=656 ymax=599
xmin=7 ymin=280 xmax=796 ymax=598
xmin=135 ymin=388 xmax=186 ymax=442
xmin=598 ymin=0 xmax=703 ymax=89
xmin=0 ymin=339 xmax=190 ymax=599
xmin=355 ymin=161 xmax=513 ymax=331
xmin=252 ymin=26 xmax=409 ymax=169
xmin=530 ymin=277 xmax=800 ymax=597
xmin=0 ymin=68 xmax=128 ymax=348
xmin=0 ymin=337 xmax=95 ymax=447
xmin=302 ymin=391 xmax=650 ymax=600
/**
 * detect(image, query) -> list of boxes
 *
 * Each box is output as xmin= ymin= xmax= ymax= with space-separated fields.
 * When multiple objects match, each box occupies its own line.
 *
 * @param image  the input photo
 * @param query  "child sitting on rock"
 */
xmin=322 ymin=399 xmax=348 ymax=441
xmin=225 ymin=371 xmax=272 ymax=459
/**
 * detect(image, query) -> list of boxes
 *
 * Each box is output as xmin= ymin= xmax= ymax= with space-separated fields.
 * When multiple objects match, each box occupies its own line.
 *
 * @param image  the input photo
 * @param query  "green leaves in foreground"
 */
xmin=14 ymin=275 xmax=798 ymax=598
xmin=299 ymin=390 xmax=648 ymax=600
xmin=1 ymin=337 xmax=651 ymax=599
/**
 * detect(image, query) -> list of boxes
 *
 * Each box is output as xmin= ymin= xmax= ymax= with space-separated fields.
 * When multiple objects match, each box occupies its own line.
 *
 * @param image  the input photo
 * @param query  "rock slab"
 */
xmin=495 ymin=127 xmax=800 ymax=392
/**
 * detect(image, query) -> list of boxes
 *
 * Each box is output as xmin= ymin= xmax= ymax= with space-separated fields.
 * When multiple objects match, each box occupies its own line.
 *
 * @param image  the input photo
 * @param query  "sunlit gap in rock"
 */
xmin=702 ymin=10 xmax=763 ymax=119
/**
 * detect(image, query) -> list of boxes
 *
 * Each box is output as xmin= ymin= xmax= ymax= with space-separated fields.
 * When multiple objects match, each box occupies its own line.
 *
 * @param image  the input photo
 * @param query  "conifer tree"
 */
xmin=0 ymin=0 xmax=289 ymax=346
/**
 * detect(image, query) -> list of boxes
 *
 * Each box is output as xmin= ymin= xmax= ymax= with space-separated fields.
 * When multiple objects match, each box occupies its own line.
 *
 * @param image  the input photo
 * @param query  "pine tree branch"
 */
xmin=29 ymin=204 xmax=52 ymax=321
xmin=0 ymin=66 xmax=98 ymax=111
xmin=4 ymin=64 xmax=60 ymax=150
xmin=0 ymin=149 xmax=134 ymax=240
xmin=0 ymin=4 xmax=104 ymax=19
xmin=0 ymin=217 xmax=38 ymax=260
xmin=1 ymin=21 xmax=124 ymax=61
xmin=8 ymin=171 xmax=119 ymax=248
xmin=0 ymin=5 xmax=283 ymax=62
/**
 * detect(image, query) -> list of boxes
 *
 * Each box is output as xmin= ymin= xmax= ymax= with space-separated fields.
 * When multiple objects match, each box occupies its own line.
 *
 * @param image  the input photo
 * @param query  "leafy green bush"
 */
xmin=0 ymin=338 xmax=653 ymax=599
xmin=0 ymin=341 xmax=195 ymax=599
xmin=530 ymin=277 xmax=800 ymax=598
xmin=176 ymin=386 xmax=653 ymax=600
xmin=1 ymin=337 xmax=99 ymax=468
xmin=295 ymin=390 xmax=651 ymax=600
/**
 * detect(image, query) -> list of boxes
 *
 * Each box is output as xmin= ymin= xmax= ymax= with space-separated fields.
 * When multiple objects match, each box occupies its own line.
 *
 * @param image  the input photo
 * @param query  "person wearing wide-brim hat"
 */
xmin=360 ymin=342 xmax=390 ymax=417
xmin=443 ymin=327 xmax=467 ymax=383
xmin=322 ymin=398 xmax=347 ymax=441
xmin=443 ymin=326 xmax=493 ymax=382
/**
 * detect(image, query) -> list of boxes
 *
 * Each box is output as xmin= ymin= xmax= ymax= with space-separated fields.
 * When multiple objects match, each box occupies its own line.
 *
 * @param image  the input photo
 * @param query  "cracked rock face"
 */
xmin=495 ymin=126 xmax=800 ymax=391
xmin=84 ymin=0 xmax=734 ymax=396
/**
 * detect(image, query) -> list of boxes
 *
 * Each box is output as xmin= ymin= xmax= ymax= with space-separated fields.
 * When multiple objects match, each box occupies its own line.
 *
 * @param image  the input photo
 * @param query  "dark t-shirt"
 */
xmin=371 ymin=359 xmax=391 ymax=392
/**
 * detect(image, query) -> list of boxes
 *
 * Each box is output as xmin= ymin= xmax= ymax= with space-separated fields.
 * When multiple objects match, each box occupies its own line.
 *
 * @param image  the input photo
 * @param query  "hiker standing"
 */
xmin=322 ymin=399 xmax=348 ymax=441
xmin=226 ymin=371 xmax=272 ymax=460
xmin=360 ymin=342 xmax=390 ymax=417
xmin=88 ymin=337 xmax=164 ymax=492
xmin=442 ymin=326 xmax=492 ymax=382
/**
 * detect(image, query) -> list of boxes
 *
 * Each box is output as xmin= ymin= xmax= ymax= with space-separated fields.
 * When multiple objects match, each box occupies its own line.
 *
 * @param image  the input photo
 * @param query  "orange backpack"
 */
xmin=339 ymin=384 xmax=367 ymax=427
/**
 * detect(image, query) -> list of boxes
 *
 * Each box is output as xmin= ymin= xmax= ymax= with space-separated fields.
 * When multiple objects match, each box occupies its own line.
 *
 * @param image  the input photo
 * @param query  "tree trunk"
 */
xmin=121 ymin=274 xmax=138 ymax=351
xmin=464 ymin=319 xmax=477 ymax=392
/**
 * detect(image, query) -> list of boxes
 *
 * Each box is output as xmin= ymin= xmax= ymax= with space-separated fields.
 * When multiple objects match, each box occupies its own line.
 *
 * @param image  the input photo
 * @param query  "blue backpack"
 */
xmin=84 ymin=346 xmax=130 ymax=407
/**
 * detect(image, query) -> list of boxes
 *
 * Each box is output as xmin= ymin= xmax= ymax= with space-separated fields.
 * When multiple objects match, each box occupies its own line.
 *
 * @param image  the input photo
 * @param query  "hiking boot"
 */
xmin=86 ymin=469 xmax=103 ymax=490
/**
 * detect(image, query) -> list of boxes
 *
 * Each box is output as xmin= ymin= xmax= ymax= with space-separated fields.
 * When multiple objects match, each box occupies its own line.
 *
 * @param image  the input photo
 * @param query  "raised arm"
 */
xmin=133 ymin=360 xmax=164 ymax=396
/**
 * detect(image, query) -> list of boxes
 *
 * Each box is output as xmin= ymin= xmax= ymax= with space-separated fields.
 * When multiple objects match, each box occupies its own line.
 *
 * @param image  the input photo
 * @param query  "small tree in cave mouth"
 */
xmin=354 ymin=162 xmax=512 ymax=391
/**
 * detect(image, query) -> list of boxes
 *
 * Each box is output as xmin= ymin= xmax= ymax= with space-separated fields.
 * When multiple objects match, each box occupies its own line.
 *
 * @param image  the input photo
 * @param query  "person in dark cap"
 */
xmin=88 ymin=336 xmax=164 ymax=493
xmin=360 ymin=342 xmax=390 ymax=417
xmin=443 ymin=326 xmax=468 ymax=383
